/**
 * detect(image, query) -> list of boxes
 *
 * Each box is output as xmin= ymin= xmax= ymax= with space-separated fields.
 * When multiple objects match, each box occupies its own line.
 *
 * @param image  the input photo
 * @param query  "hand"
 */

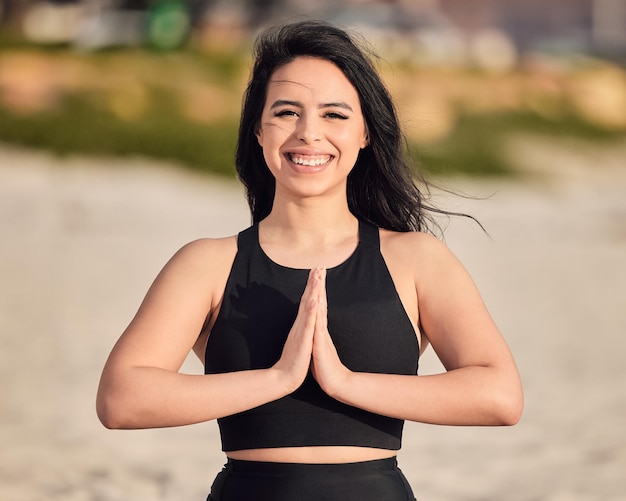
xmin=272 ymin=266 xmax=323 ymax=392
xmin=310 ymin=267 xmax=351 ymax=398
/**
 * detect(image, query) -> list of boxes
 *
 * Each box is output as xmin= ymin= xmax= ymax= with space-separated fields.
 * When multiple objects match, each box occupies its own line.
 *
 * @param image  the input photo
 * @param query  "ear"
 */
xmin=255 ymin=127 xmax=263 ymax=147
xmin=361 ymin=124 xmax=369 ymax=149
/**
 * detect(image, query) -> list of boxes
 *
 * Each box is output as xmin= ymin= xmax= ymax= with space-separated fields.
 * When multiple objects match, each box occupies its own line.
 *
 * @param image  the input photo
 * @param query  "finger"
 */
xmin=291 ymin=267 xmax=325 ymax=341
xmin=296 ymin=267 xmax=319 ymax=316
xmin=320 ymin=266 xmax=327 ymax=304
xmin=316 ymin=267 xmax=328 ymax=329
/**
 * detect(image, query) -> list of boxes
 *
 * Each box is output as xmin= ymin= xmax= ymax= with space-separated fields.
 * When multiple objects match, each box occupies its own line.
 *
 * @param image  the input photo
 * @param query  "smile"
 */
xmin=287 ymin=153 xmax=333 ymax=167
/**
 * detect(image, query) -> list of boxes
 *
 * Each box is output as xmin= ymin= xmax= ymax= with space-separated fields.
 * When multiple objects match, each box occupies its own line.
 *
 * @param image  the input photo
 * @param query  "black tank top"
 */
xmin=204 ymin=220 xmax=419 ymax=451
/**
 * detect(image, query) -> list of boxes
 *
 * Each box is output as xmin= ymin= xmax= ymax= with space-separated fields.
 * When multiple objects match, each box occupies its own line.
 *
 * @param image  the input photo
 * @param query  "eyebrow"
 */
xmin=269 ymin=99 xmax=354 ymax=112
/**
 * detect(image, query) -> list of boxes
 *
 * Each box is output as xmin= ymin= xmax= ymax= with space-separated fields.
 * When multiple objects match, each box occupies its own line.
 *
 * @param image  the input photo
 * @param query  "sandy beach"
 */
xmin=1 ymin=141 xmax=625 ymax=500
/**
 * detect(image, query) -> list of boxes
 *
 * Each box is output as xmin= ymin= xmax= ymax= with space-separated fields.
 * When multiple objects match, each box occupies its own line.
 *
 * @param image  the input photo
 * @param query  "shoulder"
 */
xmin=155 ymin=234 xmax=239 ymax=290
xmin=379 ymin=229 xmax=450 ymax=262
xmin=136 ymin=233 xmax=241 ymax=322
xmin=379 ymin=229 xmax=466 ymax=283
xmin=173 ymin=235 xmax=238 ymax=264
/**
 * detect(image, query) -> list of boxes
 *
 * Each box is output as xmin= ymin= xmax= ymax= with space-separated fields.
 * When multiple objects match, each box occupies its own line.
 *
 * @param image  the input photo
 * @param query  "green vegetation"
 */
xmin=0 ymin=92 xmax=239 ymax=176
xmin=0 ymin=46 xmax=624 ymax=178
xmin=410 ymin=111 xmax=624 ymax=177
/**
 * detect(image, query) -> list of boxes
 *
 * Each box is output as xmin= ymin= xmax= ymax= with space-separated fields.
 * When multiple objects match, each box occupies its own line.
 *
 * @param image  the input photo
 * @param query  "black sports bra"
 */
xmin=204 ymin=220 xmax=419 ymax=451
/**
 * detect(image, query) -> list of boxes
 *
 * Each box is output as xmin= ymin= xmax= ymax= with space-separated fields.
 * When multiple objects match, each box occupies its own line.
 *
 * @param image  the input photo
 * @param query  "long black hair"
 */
xmin=236 ymin=20 xmax=458 ymax=234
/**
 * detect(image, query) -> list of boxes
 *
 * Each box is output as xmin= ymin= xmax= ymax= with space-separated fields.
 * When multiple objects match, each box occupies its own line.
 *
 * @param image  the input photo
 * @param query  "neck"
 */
xmin=261 ymin=193 xmax=357 ymax=244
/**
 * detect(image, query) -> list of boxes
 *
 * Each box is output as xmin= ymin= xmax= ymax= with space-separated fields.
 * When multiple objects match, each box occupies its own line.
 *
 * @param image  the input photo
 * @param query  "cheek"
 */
xmin=258 ymin=126 xmax=289 ymax=170
xmin=336 ymin=127 xmax=366 ymax=157
xmin=258 ymin=121 xmax=294 ymax=148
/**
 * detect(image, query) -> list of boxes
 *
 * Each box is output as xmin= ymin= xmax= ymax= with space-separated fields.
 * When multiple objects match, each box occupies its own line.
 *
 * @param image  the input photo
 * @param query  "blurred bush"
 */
xmin=0 ymin=45 xmax=245 ymax=176
xmin=0 ymin=40 xmax=624 ymax=178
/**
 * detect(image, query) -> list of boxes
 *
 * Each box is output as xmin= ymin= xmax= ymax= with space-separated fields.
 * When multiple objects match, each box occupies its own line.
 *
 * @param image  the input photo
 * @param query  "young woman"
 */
xmin=97 ymin=20 xmax=523 ymax=500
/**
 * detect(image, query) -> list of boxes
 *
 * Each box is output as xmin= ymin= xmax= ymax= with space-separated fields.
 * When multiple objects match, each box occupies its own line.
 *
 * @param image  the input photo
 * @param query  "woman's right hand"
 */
xmin=272 ymin=267 xmax=323 ymax=392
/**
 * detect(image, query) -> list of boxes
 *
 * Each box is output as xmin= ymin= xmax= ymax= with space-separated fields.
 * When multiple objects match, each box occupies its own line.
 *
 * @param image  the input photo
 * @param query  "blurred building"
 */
xmin=1 ymin=0 xmax=624 ymax=62
xmin=438 ymin=0 xmax=626 ymax=59
xmin=278 ymin=0 xmax=626 ymax=63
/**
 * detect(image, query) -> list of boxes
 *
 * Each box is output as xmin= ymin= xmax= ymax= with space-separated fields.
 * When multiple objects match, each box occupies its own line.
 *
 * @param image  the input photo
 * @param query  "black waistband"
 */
xmin=225 ymin=456 xmax=398 ymax=474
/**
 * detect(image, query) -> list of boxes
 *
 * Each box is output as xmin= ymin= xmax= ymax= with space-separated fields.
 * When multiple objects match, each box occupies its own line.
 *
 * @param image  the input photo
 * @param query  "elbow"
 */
xmin=96 ymin=393 xmax=124 ymax=429
xmin=492 ymin=385 xmax=524 ymax=426
xmin=96 ymin=385 xmax=135 ymax=430
xmin=98 ymin=412 xmax=120 ymax=430
xmin=97 ymin=408 xmax=121 ymax=430
xmin=497 ymin=401 xmax=523 ymax=427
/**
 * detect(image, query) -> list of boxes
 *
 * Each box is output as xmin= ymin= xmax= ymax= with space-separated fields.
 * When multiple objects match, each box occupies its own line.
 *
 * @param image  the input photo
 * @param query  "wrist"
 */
xmin=323 ymin=366 xmax=353 ymax=401
xmin=267 ymin=365 xmax=304 ymax=397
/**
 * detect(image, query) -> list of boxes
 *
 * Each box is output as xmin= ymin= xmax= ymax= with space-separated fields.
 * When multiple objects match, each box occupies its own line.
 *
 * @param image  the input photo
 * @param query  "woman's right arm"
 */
xmin=96 ymin=239 xmax=321 ymax=430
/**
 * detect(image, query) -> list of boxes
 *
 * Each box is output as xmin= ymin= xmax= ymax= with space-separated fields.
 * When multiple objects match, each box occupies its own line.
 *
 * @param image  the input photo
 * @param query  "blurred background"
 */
xmin=1 ymin=1 xmax=626 ymax=500
xmin=0 ymin=0 xmax=625 ymax=176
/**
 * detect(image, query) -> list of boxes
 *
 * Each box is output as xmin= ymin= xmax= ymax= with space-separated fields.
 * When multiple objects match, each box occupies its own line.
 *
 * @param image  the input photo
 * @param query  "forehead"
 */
xmin=267 ymin=57 xmax=360 ymax=102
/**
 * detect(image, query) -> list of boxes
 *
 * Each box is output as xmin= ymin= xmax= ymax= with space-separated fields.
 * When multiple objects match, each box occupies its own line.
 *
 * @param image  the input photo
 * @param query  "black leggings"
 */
xmin=207 ymin=457 xmax=416 ymax=501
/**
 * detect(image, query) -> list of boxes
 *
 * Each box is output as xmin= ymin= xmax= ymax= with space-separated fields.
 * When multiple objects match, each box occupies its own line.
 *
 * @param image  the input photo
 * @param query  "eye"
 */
xmin=274 ymin=109 xmax=299 ymax=118
xmin=324 ymin=112 xmax=348 ymax=120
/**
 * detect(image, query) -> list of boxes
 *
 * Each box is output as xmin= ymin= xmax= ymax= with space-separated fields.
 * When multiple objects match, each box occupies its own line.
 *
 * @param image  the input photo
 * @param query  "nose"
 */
xmin=296 ymin=114 xmax=321 ymax=143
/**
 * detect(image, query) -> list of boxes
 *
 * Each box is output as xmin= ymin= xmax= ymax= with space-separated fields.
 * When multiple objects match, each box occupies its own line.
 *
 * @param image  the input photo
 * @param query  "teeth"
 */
xmin=289 ymin=154 xmax=331 ymax=166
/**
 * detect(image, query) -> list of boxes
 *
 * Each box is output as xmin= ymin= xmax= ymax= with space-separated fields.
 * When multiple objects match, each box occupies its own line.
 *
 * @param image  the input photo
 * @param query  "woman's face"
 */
xmin=256 ymin=56 xmax=368 ymax=201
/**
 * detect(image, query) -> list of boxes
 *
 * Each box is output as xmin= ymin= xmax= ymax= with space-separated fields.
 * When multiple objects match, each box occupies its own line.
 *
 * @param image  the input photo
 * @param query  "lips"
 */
xmin=287 ymin=153 xmax=333 ymax=167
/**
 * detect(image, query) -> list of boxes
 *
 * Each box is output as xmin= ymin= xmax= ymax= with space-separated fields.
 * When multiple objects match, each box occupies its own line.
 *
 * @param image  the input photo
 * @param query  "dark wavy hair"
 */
xmin=236 ymin=20 xmax=455 ymax=233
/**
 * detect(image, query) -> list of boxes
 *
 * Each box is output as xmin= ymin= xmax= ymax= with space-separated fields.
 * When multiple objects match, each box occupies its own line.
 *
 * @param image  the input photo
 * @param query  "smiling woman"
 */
xmin=255 ymin=57 xmax=368 ymax=200
xmin=96 ymin=20 xmax=523 ymax=501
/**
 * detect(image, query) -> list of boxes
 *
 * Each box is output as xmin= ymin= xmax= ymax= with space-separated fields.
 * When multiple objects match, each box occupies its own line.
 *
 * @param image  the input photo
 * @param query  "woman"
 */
xmin=97 ymin=20 xmax=523 ymax=500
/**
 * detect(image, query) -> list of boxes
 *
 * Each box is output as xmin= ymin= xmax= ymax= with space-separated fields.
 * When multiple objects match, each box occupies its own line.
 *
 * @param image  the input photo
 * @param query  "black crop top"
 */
xmin=204 ymin=220 xmax=419 ymax=451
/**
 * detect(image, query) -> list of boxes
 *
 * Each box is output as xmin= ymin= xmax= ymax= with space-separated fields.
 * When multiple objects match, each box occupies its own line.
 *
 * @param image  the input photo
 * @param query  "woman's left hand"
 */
xmin=310 ymin=268 xmax=352 ymax=398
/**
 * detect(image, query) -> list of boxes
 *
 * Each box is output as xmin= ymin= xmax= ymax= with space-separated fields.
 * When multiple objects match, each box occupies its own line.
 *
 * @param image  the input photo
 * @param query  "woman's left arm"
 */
xmin=311 ymin=233 xmax=523 ymax=426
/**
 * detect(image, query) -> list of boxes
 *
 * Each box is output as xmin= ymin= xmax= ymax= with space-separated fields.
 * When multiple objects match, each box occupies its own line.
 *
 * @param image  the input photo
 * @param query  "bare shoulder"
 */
xmin=164 ymin=234 xmax=238 ymax=278
xmin=379 ymin=229 xmax=453 ymax=266
xmin=150 ymin=234 xmax=239 ymax=308
xmin=379 ymin=229 xmax=470 ymax=295
xmin=172 ymin=235 xmax=238 ymax=267
xmin=379 ymin=228 xmax=441 ymax=247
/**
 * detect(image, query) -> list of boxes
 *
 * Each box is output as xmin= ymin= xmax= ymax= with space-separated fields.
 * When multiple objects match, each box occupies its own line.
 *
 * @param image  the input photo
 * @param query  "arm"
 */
xmin=96 ymin=239 xmax=323 ymax=430
xmin=311 ymin=234 xmax=523 ymax=426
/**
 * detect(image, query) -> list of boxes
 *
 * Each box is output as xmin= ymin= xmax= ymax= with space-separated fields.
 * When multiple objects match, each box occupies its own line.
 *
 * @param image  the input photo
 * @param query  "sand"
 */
xmin=1 ymin=140 xmax=625 ymax=500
